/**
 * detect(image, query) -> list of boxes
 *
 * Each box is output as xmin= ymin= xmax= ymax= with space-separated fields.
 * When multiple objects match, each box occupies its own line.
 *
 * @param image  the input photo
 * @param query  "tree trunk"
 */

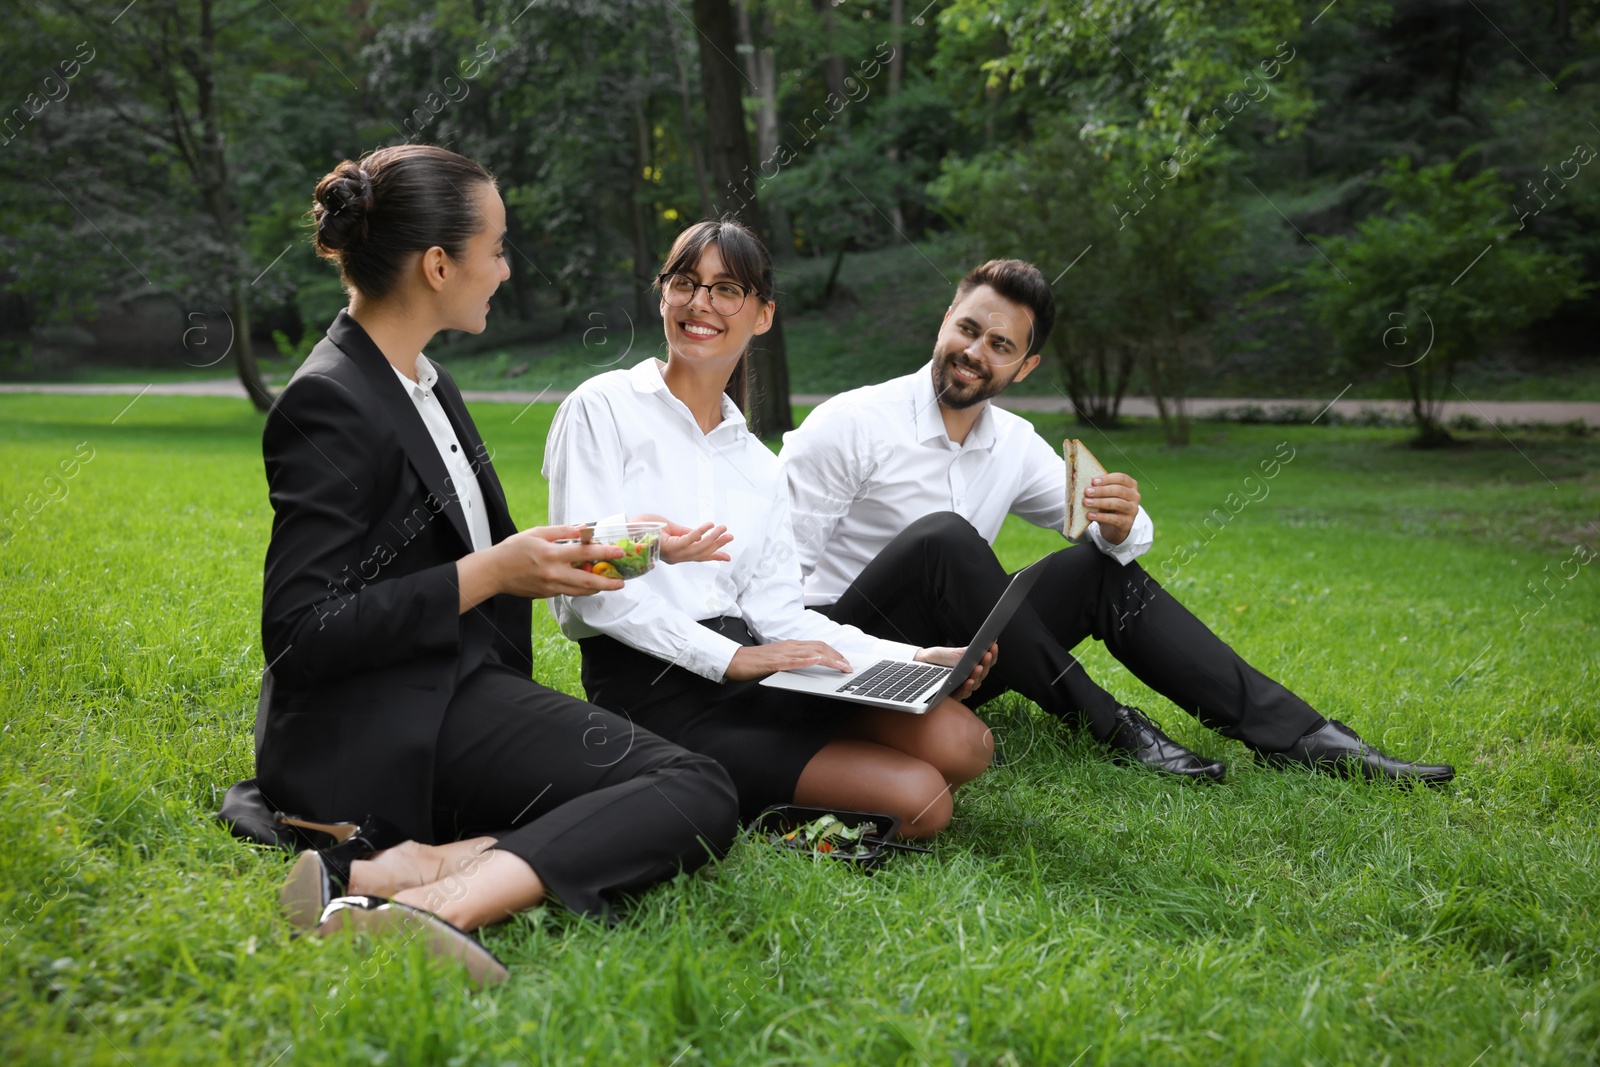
xmin=812 ymin=0 xmax=850 ymax=106
xmin=889 ymin=0 xmax=904 ymax=94
xmin=1058 ymin=336 xmax=1096 ymax=425
xmin=630 ymin=96 xmax=657 ymax=323
xmin=194 ymin=0 xmax=271 ymax=410
xmin=693 ymin=0 xmax=792 ymax=436
xmin=1144 ymin=343 xmax=1190 ymax=447
xmin=662 ymin=0 xmax=715 ymax=220
xmin=886 ymin=0 xmax=906 ymax=231
xmin=1110 ymin=345 xmax=1134 ymax=421
xmin=1057 ymin=334 xmax=1131 ymax=427
xmin=821 ymin=246 xmax=848 ymax=304
xmin=1404 ymin=354 xmax=1453 ymax=447
xmin=737 ymin=0 xmax=793 ymax=255
xmin=230 ymin=280 xmax=273 ymax=410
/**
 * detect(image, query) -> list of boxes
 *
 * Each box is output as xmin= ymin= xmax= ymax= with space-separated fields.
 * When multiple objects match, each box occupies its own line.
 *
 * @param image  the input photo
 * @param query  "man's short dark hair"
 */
xmin=953 ymin=259 xmax=1056 ymax=356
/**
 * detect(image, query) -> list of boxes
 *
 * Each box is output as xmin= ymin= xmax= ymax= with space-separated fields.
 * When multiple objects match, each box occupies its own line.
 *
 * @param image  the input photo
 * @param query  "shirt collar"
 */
xmin=629 ymin=357 xmax=748 ymax=436
xmin=911 ymin=363 xmax=998 ymax=451
xmin=416 ymin=353 xmax=438 ymax=390
xmin=391 ymin=354 xmax=438 ymax=396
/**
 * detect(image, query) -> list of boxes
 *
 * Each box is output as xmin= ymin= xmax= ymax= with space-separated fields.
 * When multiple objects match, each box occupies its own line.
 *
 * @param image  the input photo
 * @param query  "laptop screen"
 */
xmin=931 ymin=558 xmax=1050 ymax=703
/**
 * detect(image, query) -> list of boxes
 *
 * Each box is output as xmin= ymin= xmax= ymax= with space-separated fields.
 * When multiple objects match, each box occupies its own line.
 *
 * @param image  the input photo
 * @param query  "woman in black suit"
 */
xmin=252 ymin=145 xmax=737 ymax=976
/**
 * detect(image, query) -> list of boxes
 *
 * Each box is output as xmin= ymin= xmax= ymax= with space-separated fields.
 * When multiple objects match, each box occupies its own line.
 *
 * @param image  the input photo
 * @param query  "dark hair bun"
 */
xmin=308 ymin=145 xmax=495 ymax=298
xmin=312 ymin=161 xmax=375 ymax=254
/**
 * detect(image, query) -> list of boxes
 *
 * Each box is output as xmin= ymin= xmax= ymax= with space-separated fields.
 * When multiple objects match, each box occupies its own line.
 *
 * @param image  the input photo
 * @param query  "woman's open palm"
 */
xmin=633 ymin=514 xmax=735 ymax=564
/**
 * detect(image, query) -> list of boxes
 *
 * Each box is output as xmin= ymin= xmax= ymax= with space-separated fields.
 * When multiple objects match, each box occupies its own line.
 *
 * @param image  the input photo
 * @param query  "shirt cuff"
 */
xmin=1086 ymin=506 xmax=1153 ymax=565
xmin=681 ymin=627 xmax=744 ymax=683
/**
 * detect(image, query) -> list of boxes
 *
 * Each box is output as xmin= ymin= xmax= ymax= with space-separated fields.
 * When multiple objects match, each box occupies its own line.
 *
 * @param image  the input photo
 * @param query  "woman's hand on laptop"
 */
xmin=726 ymin=641 xmax=852 ymax=681
xmin=915 ymin=642 xmax=999 ymax=701
xmin=633 ymin=514 xmax=735 ymax=564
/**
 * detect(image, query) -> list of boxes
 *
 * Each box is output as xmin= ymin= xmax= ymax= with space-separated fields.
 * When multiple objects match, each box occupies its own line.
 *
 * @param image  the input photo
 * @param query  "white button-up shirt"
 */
xmin=780 ymin=364 xmax=1154 ymax=606
xmin=391 ymin=355 xmax=492 ymax=552
xmin=543 ymin=358 xmax=918 ymax=681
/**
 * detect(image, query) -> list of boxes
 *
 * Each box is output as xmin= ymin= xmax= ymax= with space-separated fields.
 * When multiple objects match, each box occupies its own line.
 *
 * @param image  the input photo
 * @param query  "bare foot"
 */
xmin=349 ymin=841 xmax=445 ymax=897
xmin=393 ymin=849 xmax=546 ymax=932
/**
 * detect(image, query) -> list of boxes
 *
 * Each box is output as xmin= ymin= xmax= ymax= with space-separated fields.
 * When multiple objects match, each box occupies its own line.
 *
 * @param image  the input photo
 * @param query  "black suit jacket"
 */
xmin=255 ymin=310 xmax=532 ymax=841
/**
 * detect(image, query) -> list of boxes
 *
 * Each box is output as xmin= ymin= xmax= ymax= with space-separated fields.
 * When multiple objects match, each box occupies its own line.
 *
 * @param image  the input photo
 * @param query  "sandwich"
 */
xmin=1063 ymin=438 xmax=1109 ymax=539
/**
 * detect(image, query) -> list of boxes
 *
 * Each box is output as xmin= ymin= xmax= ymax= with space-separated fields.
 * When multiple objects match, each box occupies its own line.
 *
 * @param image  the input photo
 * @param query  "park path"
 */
xmin=3 ymin=380 xmax=1597 ymax=427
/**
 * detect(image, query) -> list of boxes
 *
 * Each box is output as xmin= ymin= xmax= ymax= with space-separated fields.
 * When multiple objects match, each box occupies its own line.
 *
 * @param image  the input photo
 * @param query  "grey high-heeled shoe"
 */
xmin=277 ymin=814 xmax=405 ymax=929
xmin=313 ymin=895 xmax=509 ymax=990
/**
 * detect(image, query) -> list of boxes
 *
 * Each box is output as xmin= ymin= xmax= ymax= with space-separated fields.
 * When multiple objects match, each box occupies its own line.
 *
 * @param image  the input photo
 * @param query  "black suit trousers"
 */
xmin=427 ymin=656 xmax=738 ymax=921
xmin=817 ymin=512 xmax=1324 ymax=752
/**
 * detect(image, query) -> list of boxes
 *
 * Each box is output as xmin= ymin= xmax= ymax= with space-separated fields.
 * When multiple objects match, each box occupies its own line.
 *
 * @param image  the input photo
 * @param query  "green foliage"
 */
xmin=934 ymin=0 xmax=1312 ymax=157
xmin=269 ymin=328 xmax=319 ymax=366
xmin=0 ymin=1 xmax=363 ymax=309
xmin=5 ymin=0 xmax=1600 ymax=404
xmin=357 ymin=1 xmax=677 ymax=312
xmin=932 ymin=117 xmax=1243 ymax=444
xmin=1489 ymin=79 xmax=1600 ymax=274
xmin=1301 ymin=156 xmax=1589 ymax=443
xmin=2 ymin=396 xmax=1599 ymax=1062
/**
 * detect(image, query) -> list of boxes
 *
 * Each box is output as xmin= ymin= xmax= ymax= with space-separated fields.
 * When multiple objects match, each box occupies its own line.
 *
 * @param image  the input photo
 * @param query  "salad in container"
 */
xmin=560 ymin=521 xmax=665 ymax=580
xmin=754 ymin=804 xmax=929 ymax=870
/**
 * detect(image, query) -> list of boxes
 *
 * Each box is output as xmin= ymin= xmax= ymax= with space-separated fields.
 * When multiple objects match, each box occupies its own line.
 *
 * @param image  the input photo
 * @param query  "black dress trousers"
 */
xmin=428 ymin=654 xmax=739 ymax=921
xmin=578 ymin=618 xmax=859 ymax=824
xmin=817 ymin=512 xmax=1324 ymax=753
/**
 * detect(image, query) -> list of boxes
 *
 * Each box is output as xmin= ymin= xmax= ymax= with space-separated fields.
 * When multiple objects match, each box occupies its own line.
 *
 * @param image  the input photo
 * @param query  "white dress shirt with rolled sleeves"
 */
xmin=543 ymin=357 xmax=920 ymax=682
xmin=391 ymin=354 xmax=492 ymax=552
xmin=780 ymin=364 xmax=1154 ymax=606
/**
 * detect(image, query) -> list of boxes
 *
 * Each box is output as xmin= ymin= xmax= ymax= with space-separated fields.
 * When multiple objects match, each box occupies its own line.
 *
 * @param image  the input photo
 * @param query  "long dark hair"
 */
xmin=312 ymin=145 xmax=496 ymax=299
xmin=653 ymin=217 xmax=775 ymax=413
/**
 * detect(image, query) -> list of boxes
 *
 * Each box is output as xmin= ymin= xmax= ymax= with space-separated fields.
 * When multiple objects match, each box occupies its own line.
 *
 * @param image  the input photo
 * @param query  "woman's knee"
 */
xmin=893 ymin=762 xmax=953 ymax=838
xmin=923 ymin=701 xmax=995 ymax=785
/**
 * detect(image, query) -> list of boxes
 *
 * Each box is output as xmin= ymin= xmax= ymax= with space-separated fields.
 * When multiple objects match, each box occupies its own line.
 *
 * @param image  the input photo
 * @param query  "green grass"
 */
xmin=20 ymin=358 xmax=303 ymax=387
xmin=2 ymin=395 xmax=1597 ymax=1065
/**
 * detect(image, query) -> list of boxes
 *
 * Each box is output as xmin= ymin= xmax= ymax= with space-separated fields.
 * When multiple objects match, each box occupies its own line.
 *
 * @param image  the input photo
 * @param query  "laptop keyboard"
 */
xmin=839 ymin=660 xmax=950 ymax=703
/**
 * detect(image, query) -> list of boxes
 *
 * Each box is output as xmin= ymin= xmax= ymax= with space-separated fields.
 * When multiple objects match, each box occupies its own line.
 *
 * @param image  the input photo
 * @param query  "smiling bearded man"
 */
xmin=776 ymin=258 xmax=1455 ymax=785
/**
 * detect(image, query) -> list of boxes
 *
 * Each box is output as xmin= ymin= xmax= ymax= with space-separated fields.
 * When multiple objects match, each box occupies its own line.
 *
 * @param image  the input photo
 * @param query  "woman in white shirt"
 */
xmin=544 ymin=219 xmax=997 ymax=838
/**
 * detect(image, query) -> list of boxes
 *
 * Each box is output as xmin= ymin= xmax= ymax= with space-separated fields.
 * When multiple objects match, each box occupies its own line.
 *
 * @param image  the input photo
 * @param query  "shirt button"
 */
xmin=451 ymin=444 xmax=458 ymax=452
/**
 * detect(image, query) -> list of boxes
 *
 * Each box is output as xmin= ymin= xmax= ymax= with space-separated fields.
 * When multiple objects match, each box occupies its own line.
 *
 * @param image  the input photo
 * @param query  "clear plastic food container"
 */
xmin=561 ymin=521 xmax=666 ymax=580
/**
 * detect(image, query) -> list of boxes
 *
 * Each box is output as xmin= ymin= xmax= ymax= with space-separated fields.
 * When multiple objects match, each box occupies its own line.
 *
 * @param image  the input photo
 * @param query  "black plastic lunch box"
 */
xmin=754 ymin=804 xmax=923 ymax=870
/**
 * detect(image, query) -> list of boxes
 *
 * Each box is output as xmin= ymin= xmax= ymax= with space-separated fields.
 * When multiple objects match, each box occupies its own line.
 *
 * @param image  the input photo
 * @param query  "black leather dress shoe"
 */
xmin=1256 ymin=719 xmax=1455 ymax=785
xmin=1104 ymin=706 xmax=1226 ymax=782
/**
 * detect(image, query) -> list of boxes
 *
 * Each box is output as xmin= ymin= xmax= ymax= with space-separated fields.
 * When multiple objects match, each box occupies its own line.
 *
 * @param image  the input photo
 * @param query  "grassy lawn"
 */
xmin=2 ymin=394 xmax=1597 ymax=1065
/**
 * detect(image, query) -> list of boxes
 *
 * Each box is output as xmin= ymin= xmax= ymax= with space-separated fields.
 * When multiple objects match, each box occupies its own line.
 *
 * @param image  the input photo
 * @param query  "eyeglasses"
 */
xmin=658 ymin=273 xmax=752 ymax=316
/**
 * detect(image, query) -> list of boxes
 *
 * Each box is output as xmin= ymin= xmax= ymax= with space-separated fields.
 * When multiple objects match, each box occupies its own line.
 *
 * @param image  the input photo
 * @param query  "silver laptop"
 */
xmin=759 ymin=560 xmax=1047 ymax=713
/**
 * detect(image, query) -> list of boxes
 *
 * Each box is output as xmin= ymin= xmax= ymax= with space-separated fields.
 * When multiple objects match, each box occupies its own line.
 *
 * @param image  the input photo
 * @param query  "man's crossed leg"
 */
xmin=819 ymin=513 xmax=1454 ymax=785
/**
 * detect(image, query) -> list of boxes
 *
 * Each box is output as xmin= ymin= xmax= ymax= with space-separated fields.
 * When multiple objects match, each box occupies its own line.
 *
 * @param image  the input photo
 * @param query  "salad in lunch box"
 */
xmin=771 ymin=814 xmax=883 ymax=859
xmin=575 ymin=531 xmax=659 ymax=580
xmin=564 ymin=521 xmax=665 ymax=580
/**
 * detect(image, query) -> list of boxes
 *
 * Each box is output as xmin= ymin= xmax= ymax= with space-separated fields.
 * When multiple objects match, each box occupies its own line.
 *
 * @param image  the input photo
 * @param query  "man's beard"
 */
xmin=932 ymin=350 xmax=1010 ymax=410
